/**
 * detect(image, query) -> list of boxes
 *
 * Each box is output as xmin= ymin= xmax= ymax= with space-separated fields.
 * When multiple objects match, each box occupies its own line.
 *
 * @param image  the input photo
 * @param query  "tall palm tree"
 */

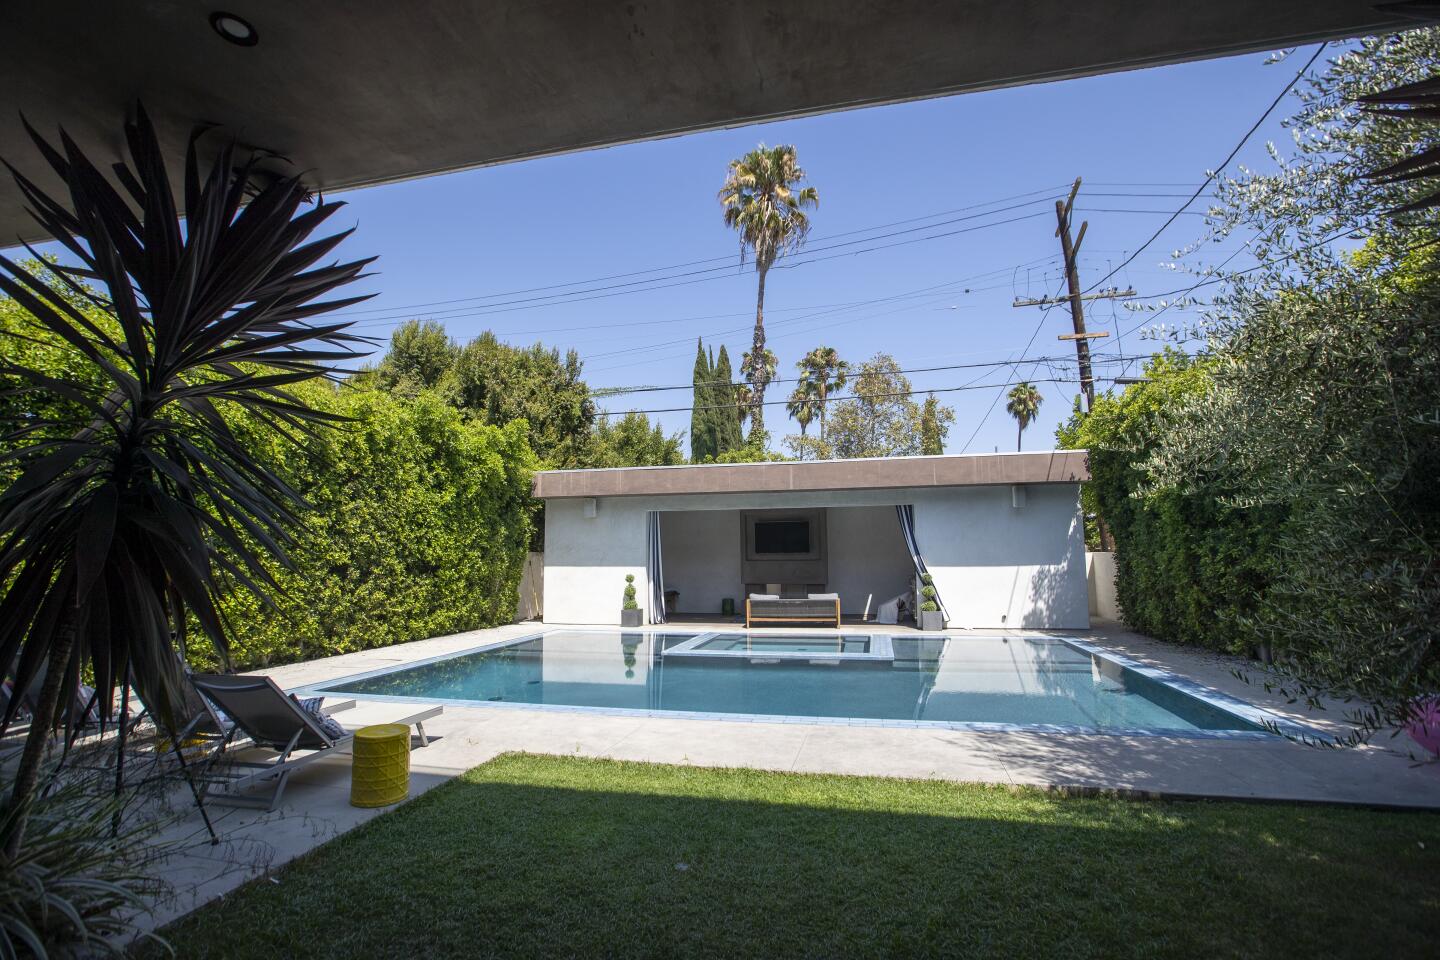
xmin=719 ymin=145 xmax=818 ymax=437
xmin=740 ymin=346 xmax=777 ymax=441
xmin=0 ymin=106 xmax=370 ymax=851
xmin=786 ymin=378 xmax=820 ymax=457
xmin=1006 ymin=382 xmax=1044 ymax=452
xmin=797 ymin=346 xmax=848 ymax=440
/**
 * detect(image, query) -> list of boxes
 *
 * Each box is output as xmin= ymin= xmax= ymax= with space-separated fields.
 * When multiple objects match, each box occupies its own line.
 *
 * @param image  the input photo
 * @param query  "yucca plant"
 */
xmin=0 ymin=763 xmax=168 ymax=958
xmin=0 ymin=104 xmax=372 ymax=857
xmin=1357 ymin=75 xmax=1440 ymax=215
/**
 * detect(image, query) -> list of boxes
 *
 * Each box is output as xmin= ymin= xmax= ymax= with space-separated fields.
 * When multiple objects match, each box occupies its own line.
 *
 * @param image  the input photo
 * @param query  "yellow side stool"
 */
xmin=350 ymin=723 xmax=411 ymax=808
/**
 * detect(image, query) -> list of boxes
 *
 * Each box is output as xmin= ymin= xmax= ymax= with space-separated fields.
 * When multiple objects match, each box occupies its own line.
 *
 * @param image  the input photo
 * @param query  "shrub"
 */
xmin=622 ymin=574 xmax=638 ymax=611
xmin=198 ymin=384 xmax=534 ymax=671
xmin=0 ymin=768 xmax=168 ymax=956
xmin=1057 ymin=351 xmax=1284 ymax=654
xmin=919 ymin=584 xmax=938 ymax=614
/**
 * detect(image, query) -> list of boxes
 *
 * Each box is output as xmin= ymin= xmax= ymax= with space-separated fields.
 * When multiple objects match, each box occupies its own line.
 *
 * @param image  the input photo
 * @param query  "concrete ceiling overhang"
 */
xmin=0 ymin=2 xmax=1417 ymax=246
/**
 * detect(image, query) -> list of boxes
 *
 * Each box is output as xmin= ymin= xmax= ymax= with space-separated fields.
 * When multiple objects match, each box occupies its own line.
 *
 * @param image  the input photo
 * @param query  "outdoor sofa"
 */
xmin=745 ymin=593 xmax=841 ymax=628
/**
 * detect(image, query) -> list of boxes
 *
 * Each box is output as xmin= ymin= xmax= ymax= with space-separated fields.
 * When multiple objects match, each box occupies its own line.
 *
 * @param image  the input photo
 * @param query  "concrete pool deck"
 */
xmin=140 ymin=619 xmax=1440 ymax=930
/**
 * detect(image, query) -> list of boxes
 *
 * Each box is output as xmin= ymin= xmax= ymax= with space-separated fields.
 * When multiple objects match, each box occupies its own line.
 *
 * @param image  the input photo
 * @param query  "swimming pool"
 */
xmin=301 ymin=629 xmax=1297 ymax=738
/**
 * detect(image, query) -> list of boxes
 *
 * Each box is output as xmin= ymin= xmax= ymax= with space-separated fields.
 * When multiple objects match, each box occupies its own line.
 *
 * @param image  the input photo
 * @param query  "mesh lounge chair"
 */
xmin=189 ymin=674 xmax=354 ymax=810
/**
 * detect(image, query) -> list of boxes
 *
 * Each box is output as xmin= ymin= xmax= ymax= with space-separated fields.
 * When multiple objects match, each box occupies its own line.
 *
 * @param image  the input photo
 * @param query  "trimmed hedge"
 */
xmin=1058 ymin=353 xmax=1284 ymax=654
xmin=197 ymin=384 xmax=534 ymax=671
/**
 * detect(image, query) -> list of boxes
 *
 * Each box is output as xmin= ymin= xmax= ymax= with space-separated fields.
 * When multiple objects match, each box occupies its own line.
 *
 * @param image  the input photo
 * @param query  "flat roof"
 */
xmin=1 ymin=3 xmax=1406 ymax=246
xmin=532 ymin=450 xmax=1088 ymax=499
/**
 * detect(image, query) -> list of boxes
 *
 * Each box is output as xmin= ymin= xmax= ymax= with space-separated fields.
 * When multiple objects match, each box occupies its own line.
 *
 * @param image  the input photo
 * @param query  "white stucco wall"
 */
xmin=912 ymin=485 xmax=1088 ymax=629
xmin=541 ymin=483 xmax=1087 ymax=629
xmin=542 ymin=497 xmax=650 ymax=626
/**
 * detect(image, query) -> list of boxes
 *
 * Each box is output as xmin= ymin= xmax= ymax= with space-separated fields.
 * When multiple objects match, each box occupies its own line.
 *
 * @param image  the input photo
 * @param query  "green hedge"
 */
xmin=198 ymin=384 xmax=534 ymax=671
xmin=1059 ymin=352 xmax=1284 ymax=654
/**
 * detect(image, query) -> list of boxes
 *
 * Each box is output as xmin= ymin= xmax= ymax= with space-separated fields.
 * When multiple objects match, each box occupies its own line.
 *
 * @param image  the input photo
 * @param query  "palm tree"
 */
xmin=0 ymin=106 xmax=370 ymax=852
xmin=797 ymin=346 xmax=848 ymax=440
xmin=1006 ymin=382 xmax=1044 ymax=452
xmin=786 ymin=378 xmax=821 ymax=457
xmin=719 ymin=145 xmax=818 ymax=437
xmin=740 ymin=346 xmax=777 ymax=441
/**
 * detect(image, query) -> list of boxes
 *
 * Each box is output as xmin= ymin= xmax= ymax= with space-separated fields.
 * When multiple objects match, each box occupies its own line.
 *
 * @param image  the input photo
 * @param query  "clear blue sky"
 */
xmin=254 ymin=46 xmax=1331 ymax=453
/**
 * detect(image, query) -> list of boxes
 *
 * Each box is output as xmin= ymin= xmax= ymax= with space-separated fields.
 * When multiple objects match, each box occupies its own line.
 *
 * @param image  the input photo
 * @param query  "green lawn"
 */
xmin=157 ymin=753 xmax=1440 ymax=959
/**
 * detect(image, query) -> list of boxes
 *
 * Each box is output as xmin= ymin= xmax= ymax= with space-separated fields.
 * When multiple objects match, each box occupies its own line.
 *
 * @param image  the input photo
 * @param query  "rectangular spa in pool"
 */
xmin=302 ymin=630 xmax=1287 ymax=737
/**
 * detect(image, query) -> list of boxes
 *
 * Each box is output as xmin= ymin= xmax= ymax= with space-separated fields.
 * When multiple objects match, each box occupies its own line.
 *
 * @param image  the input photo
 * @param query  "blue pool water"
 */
xmin=310 ymin=630 xmax=1269 ymax=735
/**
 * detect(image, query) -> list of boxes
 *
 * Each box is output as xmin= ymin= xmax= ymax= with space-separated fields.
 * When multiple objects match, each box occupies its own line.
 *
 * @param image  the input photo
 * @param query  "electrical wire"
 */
xmin=1081 ymin=42 xmax=1329 ymax=295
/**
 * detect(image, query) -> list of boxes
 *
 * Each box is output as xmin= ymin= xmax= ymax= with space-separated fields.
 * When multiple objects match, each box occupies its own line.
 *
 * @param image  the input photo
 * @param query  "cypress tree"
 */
xmin=690 ymin=339 xmax=713 ymax=461
xmin=713 ymin=344 xmax=743 ymax=454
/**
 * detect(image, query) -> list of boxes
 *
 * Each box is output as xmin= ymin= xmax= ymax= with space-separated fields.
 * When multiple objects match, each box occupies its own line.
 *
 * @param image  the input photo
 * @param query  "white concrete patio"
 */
xmin=141 ymin=619 xmax=1440 ymax=930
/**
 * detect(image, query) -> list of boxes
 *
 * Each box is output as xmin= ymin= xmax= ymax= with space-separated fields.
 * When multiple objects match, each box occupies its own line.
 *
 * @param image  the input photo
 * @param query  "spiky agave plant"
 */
xmin=0 ymin=105 xmax=372 ymax=853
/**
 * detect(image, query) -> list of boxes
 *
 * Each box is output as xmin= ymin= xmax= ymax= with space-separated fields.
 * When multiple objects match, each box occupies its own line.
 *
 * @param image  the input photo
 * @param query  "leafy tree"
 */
xmin=1140 ymin=246 xmax=1439 ymax=743
xmin=711 ymin=344 xmax=744 ymax=455
xmin=590 ymin=412 xmax=684 ymax=469
xmin=719 ymin=144 xmax=818 ymax=436
xmin=0 ymin=108 xmax=370 ymax=851
xmin=690 ymin=339 xmax=714 ymax=461
xmin=375 ymin=318 xmax=457 ymax=394
xmin=1124 ymin=31 xmax=1440 ymax=743
xmin=825 ymin=354 xmax=950 ymax=459
xmin=784 ymin=434 xmax=834 ymax=462
xmin=1005 ymin=382 xmax=1043 ymax=451
xmin=449 ymin=331 xmax=595 ymax=468
xmin=713 ymin=433 xmax=790 ymax=463
xmin=798 ymin=346 xmax=849 ymax=440
xmin=918 ymin=393 xmax=953 ymax=455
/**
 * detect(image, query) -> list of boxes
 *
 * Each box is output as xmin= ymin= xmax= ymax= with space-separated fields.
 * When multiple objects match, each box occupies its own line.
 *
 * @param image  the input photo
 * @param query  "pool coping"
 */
xmin=293 ymin=628 xmax=1325 ymax=743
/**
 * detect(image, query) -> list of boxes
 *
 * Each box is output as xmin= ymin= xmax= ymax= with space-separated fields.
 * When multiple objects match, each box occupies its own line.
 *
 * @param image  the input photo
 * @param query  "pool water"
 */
xmin=311 ymin=630 xmax=1268 ymax=735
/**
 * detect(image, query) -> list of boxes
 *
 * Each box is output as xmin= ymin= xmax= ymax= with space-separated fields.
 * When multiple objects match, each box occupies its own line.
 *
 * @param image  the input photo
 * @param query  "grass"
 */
xmin=157 ymin=753 xmax=1440 ymax=959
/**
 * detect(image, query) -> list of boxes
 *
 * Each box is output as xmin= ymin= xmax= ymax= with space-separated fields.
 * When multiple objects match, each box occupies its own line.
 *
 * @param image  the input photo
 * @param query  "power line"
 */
xmin=959 ymin=276 xmax=1068 ymax=452
xmin=1082 ymin=42 xmax=1329 ymax=295
xmin=596 ymin=377 xmax=1091 ymax=418
xmin=332 ymin=186 xmax=1217 ymax=328
xmin=345 ymin=208 xmax=1055 ymax=330
xmin=333 ymin=190 xmax=1076 ymax=324
xmin=594 ymin=352 xmax=1154 ymax=398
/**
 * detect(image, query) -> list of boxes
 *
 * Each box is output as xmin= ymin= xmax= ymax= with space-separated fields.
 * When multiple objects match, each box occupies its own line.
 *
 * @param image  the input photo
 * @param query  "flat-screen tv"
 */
xmin=753 ymin=519 xmax=811 ymax=555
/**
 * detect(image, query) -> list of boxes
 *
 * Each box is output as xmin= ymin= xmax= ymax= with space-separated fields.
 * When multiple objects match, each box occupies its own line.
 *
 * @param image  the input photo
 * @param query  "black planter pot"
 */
xmin=620 ymin=608 xmax=644 ymax=627
xmin=918 ymin=610 xmax=947 ymax=632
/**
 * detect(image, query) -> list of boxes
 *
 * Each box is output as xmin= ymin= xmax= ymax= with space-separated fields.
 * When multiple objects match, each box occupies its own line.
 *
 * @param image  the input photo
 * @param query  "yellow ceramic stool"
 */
xmin=350 ymin=723 xmax=411 ymax=808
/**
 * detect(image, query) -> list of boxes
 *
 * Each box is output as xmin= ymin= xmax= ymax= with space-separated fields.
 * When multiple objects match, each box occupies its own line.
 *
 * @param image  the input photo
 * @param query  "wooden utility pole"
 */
xmin=1012 ymin=178 xmax=1133 ymax=409
xmin=1012 ymin=177 xmax=1135 ymax=550
xmin=1056 ymin=178 xmax=1096 ymax=411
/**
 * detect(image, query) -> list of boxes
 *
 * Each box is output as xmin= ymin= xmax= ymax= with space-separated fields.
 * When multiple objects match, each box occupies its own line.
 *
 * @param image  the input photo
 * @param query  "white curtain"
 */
xmin=895 ymin=504 xmax=948 ymax=619
xmin=646 ymin=511 xmax=666 ymax=624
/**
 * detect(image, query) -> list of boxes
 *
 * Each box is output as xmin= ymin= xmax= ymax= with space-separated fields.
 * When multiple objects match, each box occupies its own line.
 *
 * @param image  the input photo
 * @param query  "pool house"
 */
xmin=534 ymin=451 xmax=1091 ymax=630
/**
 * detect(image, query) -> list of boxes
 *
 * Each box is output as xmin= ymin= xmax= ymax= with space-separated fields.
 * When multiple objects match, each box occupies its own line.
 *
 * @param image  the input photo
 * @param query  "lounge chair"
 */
xmin=189 ymin=674 xmax=353 ymax=809
xmin=190 ymin=674 xmax=437 ymax=810
xmin=745 ymin=593 xmax=842 ymax=628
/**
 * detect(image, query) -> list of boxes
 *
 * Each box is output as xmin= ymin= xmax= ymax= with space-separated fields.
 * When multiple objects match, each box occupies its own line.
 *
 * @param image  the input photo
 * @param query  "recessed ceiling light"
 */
xmin=209 ymin=11 xmax=258 ymax=46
